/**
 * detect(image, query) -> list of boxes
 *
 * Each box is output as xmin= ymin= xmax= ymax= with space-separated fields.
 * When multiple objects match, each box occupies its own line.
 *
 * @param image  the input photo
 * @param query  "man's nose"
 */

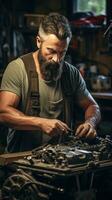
xmin=52 ymin=54 xmax=60 ymax=63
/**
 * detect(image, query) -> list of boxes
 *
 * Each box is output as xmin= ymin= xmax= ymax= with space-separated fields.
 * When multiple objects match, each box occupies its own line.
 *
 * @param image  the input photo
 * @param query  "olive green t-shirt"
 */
xmin=1 ymin=58 xmax=28 ymax=111
xmin=0 ymin=55 xmax=90 ymax=152
xmin=1 ymin=58 xmax=63 ymax=116
xmin=1 ymin=57 xmax=64 ymax=148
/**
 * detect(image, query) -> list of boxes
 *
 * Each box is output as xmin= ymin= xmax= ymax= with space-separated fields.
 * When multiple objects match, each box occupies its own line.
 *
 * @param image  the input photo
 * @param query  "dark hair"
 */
xmin=39 ymin=13 xmax=72 ymax=40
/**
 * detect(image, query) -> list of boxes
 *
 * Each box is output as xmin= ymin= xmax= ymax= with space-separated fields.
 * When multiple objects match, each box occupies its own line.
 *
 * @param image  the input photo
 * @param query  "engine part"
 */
xmin=0 ymin=135 xmax=112 ymax=200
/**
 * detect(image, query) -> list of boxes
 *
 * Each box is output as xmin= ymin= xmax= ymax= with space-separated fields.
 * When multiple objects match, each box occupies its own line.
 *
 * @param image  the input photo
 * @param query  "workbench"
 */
xmin=91 ymin=91 xmax=112 ymax=112
xmin=91 ymin=92 xmax=112 ymax=100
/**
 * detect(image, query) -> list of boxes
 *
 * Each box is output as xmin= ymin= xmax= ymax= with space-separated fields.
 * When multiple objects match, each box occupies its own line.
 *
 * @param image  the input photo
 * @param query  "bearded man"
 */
xmin=0 ymin=13 xmax=101 ymax=152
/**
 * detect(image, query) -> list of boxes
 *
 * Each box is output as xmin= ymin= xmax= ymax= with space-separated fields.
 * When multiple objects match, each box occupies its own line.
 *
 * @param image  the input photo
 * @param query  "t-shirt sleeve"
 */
xmin=69 ymin=64 xmax=90 ymax=100
xmin=0 ymin=58 xmax=25 ymax=97
xmin=75 ymin=70 xmax=90 ymax=100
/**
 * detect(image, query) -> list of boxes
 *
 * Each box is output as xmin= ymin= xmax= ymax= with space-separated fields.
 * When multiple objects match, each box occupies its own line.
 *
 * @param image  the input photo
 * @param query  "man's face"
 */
xmin=37 ymin=34 xmax=70 ymax=81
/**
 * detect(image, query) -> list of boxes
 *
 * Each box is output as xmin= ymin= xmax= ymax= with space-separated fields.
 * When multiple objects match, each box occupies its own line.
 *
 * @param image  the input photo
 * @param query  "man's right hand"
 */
xmin=0 ymin=91 xmax=69 ymax=134
xmin=39 ymin=118 xmax=69 ymax=136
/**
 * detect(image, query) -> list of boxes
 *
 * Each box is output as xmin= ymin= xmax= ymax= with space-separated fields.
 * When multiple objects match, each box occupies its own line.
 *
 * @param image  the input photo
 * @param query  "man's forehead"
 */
xmin=40 ymin=34 xmax=70 ymax=47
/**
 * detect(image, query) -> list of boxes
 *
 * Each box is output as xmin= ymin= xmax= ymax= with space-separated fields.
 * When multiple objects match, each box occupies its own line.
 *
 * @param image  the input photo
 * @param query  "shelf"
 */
xmin=91 ymin=92 xmax=112 ymax=100
xmin=71 ymin=25 xmax=106 ymax=34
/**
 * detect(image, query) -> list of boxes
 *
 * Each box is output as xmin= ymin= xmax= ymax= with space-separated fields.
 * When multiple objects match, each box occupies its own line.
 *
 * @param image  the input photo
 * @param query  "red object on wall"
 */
xmin=70 ymin=15 xmax=106 ymax=27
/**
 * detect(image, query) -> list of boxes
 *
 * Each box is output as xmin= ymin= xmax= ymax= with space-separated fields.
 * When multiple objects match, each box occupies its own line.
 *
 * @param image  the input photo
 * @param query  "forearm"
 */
xmin=0 ymin=106 xmax=69 ymax=135
xmin=0 ymin=106 xmax=42 ymax=130
xmin=85 ymin=104 xmax=101 ymax=128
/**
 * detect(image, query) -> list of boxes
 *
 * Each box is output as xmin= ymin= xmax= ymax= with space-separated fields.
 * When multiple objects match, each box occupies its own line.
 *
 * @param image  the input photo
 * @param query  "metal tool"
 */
xmin=58 ymin=128 xmax=75 ymax=144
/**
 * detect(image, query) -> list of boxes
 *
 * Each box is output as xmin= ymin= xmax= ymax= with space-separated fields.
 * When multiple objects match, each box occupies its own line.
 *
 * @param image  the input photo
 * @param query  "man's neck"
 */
xmin=33 ymin=51 xmax=42 ymax=76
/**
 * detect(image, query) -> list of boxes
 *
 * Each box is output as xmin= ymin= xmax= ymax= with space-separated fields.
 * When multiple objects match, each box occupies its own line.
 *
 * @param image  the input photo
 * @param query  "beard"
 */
xmin=38 ymin=49 xmax=63 ymax=82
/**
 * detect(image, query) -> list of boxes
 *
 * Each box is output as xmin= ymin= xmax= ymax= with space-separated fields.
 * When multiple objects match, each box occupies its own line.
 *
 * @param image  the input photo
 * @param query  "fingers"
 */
xmin=45 ymin=119 xmax=96 ymax=139
xmin=56 ymin=120 xmax=69 ymax=133
xmin=76 ymin=122 xmax=97 ymax=139
xmin=86 ymin=127 xmax=97 ymax=138
xmin=43 ymin=119 xmax=70 ymax=136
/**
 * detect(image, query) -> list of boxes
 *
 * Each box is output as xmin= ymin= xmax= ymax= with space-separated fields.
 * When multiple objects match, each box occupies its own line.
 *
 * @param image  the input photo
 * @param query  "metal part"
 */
xmin=0 ymin=135 xmax=112 ymax=200
xmin=104 ymin=23 xmax=112 ymax=37
xmin=2 ymin=170 xmax=49 ymax=200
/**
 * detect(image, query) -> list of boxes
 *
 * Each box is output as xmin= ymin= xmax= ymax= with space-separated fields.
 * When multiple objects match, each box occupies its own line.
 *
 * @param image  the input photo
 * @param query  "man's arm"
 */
xmin=0 ymin=91 xmax=69 ymax=135
xmin=75 ymin=93 xmax=101 ymax=138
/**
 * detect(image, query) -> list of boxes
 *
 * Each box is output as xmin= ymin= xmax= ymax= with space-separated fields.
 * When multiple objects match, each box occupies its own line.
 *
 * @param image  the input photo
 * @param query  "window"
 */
xmin=73 ymin=0 xmax=106 ymax=15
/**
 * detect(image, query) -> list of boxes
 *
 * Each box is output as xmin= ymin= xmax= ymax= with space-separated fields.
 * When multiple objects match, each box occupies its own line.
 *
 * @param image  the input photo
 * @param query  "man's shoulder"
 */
xmin=7 ymin=57 xmax=25 ymax=69
xmin=20 ymin=52 xmax=33 ymax=59
xmin=9 ymin=52 xmax=33 ymax=66
xmin=63 ymin=61 xmax=80 ymax=77
xmin=61 ymin=62 xmax=79 ymax=95
xmin=3 ymin=56 xmax=27 ymax=81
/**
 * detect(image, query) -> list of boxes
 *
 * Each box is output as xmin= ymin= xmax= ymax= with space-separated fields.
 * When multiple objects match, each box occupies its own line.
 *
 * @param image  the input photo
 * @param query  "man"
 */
xmin=0 ymin=13 xmax=101 ymax=152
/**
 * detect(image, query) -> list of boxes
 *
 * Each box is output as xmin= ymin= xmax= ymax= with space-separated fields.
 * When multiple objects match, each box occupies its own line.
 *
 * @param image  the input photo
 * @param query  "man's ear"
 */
xmin=36 ymin=36 xmax=41 ymax=49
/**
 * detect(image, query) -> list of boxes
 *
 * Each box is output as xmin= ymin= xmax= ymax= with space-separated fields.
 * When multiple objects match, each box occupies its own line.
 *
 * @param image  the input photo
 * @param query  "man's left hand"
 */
xmin=75 ymin=122 xmax=97 ymax=138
